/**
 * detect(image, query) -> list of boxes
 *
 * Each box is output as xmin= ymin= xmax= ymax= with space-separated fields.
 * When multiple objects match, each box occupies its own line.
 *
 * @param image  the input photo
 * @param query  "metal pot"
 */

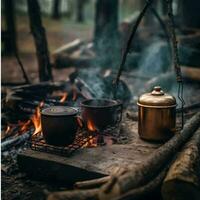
xmin=80 ymin=99 xmax=123 ymax=131
xmin=137 ymin=86 xmax=176 ymax=142
xmin=41 ymin=106 xmax=79 ymax=146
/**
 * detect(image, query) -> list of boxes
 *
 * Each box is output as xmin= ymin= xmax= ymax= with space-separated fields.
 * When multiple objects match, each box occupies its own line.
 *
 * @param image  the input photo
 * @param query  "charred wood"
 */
xmin=1 ymin=128 xmax=34 ymax=152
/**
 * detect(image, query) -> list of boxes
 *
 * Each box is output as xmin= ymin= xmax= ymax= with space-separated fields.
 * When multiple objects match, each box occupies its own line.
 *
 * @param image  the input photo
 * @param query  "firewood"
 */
xmin=161 ymin=128 xmax=200 ymax=200
xmin=1 ymin=128 xmax=34 ymax=152
xmin=52 ymin=39 xmax=84 ymax=55
xmin=47 ymin=189 xmax=99 ymax=200
xmin=115 ymin=166 xmax=169 ymax=200
xmin=98 ymin=112 xmax=200 ymax=200
xmin=74 ymin=176 xmax=110 ymax=189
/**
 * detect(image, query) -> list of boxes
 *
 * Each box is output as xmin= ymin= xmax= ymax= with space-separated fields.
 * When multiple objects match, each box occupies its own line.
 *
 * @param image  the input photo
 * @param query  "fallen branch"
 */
xmin=1 ymin=128 xmax=34 ymax=152
xmin=115 ymin=166 xmax=169 ymax=200
xmin=98 ymin=112 xmax=200 ymax=199
xmin=74 ymin=176 xmax=110 ymax=189
xmin=161 ymin=128 xmax=200 ymax=200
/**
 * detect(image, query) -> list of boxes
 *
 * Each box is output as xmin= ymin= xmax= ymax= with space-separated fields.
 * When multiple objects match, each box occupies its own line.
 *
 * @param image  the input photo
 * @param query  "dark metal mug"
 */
xmin=41 ymin=106 xmax=80 ymax=146
xmin=80 ymin=99 xmax=123 ymax=131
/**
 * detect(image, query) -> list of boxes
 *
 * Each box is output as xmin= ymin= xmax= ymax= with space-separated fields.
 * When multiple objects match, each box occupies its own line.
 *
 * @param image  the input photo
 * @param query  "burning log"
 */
xmin=1 ymin=128 xmax=34 ymax=152
xmin=161 ymin=128 xmax=200 ymax=200
xmin=47 ymin=113 xmax=200 ymax=200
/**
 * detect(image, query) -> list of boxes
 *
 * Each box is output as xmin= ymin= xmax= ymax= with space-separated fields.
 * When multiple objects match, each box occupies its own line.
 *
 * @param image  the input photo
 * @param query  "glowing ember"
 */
xmin=87 ymin=120 xmax=96 ymax=132
xmin=82 ymin=135 xmax=97 ymax=148
xmin=59 ymin=92 xmax=68 ymax=103
xmin=5 ymin=125 xmax=11 ymax=134
xmin=31 ymin=101 xmax=44 ymax=135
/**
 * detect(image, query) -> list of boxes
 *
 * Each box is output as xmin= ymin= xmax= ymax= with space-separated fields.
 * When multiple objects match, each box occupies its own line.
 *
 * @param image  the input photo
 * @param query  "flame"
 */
xmin=87 ymin=120 xmax=96 ymax=132
xmin=5 ymin=125 xmax=11 ymax=134
xmin=59 ymin=92 xmax=68 ymax=103
xmin=31 ymin=101 xmax=44 ymax=135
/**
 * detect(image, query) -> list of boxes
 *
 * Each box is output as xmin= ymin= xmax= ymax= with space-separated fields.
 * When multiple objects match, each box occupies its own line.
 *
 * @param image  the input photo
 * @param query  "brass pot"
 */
xmin=137 ymin=86 xmax=176 ymax=142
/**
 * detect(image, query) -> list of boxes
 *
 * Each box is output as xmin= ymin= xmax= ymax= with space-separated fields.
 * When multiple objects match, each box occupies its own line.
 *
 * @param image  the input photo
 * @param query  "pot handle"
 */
xmin=76 ymin=116 xmax=84 ymax=128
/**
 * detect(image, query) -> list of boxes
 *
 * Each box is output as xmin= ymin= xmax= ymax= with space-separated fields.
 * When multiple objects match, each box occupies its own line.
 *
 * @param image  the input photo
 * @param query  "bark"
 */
xmin=27 ymin=0 xmax=52 ymax=81
xmin=74 ymin=176 xmax=110 ymax=189
xmin=98 ymin=112 xmax=200 ymax=200
xmin=47 ymin=189 xmax=99 ymax=200
xmin=3 ymin=0 xmax=17 ymax=56
xmin=52 ymin=0 xmax=61 ymax=19
xmin=161 ymin=128 xmax=200 ymax=200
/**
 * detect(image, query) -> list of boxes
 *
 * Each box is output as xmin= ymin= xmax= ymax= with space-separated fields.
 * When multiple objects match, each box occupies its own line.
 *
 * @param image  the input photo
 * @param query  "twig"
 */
xmin=114 ymin=0 xmax=154 ymax=87
xmin=15 ymin=52 xmax=30 ymax=84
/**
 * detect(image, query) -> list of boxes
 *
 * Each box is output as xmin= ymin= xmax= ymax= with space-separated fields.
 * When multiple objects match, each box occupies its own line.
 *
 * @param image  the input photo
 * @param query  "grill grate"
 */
xmin=30 ymin=130 xmax=97 ymax=157
xmin=29 ymin=124 xmax=121 ymax=157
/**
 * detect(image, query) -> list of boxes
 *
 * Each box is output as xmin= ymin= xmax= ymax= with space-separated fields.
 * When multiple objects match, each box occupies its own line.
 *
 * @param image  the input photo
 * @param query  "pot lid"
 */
xmin=137 ymin=86 xmax=176 ymax=107
xmin=41 ymin=106 xmax=78 ymax=116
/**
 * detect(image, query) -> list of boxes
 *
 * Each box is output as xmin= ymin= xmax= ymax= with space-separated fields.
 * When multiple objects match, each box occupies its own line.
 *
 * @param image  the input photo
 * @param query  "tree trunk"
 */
xmin=3 ymin=0 xmax=17 ymax=56
xmin=161 ymin=128 xmax=200 ymax=200
xmin=94 ymin=0 xmax=119 ymax=67
xmin=52 ymin=0 xmax=61 ymax=19
xmin=76 ymin=0 xmax=85 ymax=23
xmin=27 ymin=0 xmax=52 ymax=82
xmin=178 ymin=0 xmax=200 ymax=28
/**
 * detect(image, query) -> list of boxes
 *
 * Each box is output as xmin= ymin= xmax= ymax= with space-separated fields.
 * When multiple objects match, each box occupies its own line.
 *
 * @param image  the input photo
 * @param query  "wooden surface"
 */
xmin=17 ymin=119 xmax=161 ymax=184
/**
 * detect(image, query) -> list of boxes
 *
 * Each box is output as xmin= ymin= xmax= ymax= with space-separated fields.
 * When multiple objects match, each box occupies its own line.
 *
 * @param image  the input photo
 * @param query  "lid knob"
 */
xmin=151 ymin=86 xmax=164 ymax=96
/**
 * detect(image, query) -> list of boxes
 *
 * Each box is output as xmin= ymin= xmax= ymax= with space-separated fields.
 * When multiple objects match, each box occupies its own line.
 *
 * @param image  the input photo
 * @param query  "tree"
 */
xmin=52 ymin=0 xmax=61 ymax=19
xmin=94 ymin=0 xmax=119 ymax=67
xmin=27 ymin=0 xmax=52 ymax=81
xmin=3 ymin=0 xmax=17 ymax=56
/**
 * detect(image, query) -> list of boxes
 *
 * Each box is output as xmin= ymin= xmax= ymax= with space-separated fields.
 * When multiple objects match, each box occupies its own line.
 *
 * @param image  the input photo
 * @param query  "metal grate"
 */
xmin=30 ymin=129 xmax=97 ymax=157
xmin=29 ymin=124 xmax=122 ymax=157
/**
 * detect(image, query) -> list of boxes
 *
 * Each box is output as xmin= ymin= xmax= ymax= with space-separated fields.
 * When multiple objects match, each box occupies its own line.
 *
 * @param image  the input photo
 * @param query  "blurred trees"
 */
xmin=52 ymin=0 xmax=61 ymax=19
xmin=27 ymin=0 xmax=52 ymax=81
xmin=2 ymin=0 xmax=17 ymax=56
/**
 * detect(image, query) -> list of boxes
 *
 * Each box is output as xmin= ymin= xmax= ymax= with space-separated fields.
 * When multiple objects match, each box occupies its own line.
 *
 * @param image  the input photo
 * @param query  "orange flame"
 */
xmin=31 ymin=101 xmax=44 ymax=135
xmin=59 ymin=92 xmax=68 ymax=103
xmin=87 ymin=120 xmax=96 ymax=132
xmin=5 ymin=125 xmax=11 ymax=134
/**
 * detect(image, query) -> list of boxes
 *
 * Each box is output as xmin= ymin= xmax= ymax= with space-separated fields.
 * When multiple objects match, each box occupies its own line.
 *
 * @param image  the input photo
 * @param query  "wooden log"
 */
xmin=1 ymin=128 xmax=34 ymax=152
xmin=115 ymin=166 xmax=169 ymax=200
xmin=161 ymin=128 xmax=200 ymax=200
xmin=98 ymin=112 xmax=200 ymax=200
xmin=48 ymin=189 xmax=99 ymax=200
xmin=52 ymin=39 xmax=84 ymax=55
xmin=74 ymin=176 xmax=110 ymax=189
